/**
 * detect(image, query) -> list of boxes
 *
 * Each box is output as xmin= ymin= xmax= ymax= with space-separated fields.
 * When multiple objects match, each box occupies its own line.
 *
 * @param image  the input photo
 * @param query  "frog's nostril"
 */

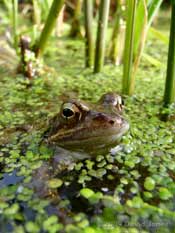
xmin=109 ymin=120 xmax=115 ymax=125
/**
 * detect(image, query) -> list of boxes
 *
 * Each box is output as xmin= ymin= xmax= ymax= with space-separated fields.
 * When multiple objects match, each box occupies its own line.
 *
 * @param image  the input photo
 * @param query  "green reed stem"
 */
xmin=147 ymin=0 xmax=163 ymax=28
xmin=109 ymin=0 xmax=121 ymax=63
xmin=122 ymin=0 xmax=137 ymax=95
xmin=84 ymin=0 xmax=94 ymax=67
xmin=12 ymin=0 xmax=18 ymax=51
xmin=35 ymin=0 xmax=64 ymax=57
xmin=94 ymin=0 xmax=110 ymax=73
xmin=163 ymin=3 xmax=175 ymax=106
xmin=70 ymin=0 xmax=83 ymax=37
xmin=32 ymin=0 xmax=41 ymax=26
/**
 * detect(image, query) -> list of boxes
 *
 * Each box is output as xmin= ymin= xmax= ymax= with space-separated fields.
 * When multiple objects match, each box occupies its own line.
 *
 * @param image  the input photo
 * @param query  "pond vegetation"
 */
xmin=0 ymin=1 xmax=175 ymax=233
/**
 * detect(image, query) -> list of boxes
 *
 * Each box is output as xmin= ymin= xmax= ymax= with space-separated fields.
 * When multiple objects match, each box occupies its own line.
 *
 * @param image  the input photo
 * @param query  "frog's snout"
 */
xmin=92 ymin=112 xmax=126 ymax=127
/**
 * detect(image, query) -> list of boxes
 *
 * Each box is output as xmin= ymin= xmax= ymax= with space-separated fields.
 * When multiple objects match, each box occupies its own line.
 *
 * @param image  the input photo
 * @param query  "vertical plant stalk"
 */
xmin=70 ymin=0 xmax=83 ymax=37
xmin=42 ymin=0 xmax=52 ymax=21
xmin=163 ymin=3 xmax=175 ymax=106
xmin=133 ymin=0 xmax=147 ymax=58
xmin=94 ymin=0 xmax=110 ymax=73
xmin=130 ymin=0 xmax=163 ymax=90
xmin=122 ymin=0 xmax=137 ymax=95
xmin=32 ymin=0 xmax=41 ymax=42
xmin=132 ymin=0 xmax=147 ymax=80
xmin=109 ymin=0 xmax=126 ymax=65
xmin=84 ymin=0 xmax=94 ymax=67
xmin=147 ymin=0 xmax=163 ymax=28
xmin=12 ymin=0 xmax=18 ymax=51
xmin=108 ymin=2 xmax=121 ymax=63
xmin=32 ymin=0 xmax=41 ymax=26
xmin=35 ymin=0 xmax=65 ymax=57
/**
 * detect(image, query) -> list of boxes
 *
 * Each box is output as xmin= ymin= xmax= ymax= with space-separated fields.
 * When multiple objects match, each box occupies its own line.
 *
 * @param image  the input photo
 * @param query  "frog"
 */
xmin=31 ymin=93 xmax=129 ymax=197
xmin=43 ymin=93 xmax=129 ymax=162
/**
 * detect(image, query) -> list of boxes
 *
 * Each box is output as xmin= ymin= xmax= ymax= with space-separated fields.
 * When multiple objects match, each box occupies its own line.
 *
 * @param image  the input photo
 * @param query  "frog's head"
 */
xmin=44 ymin=93 xmax=129 ymax=154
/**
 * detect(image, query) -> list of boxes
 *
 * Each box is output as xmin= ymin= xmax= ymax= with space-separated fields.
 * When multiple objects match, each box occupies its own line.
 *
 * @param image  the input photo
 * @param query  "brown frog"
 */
xmin=31 ymin=93 xmax=129 ymax=197
xmin=43 ymin=93 xmax=129 ymax=157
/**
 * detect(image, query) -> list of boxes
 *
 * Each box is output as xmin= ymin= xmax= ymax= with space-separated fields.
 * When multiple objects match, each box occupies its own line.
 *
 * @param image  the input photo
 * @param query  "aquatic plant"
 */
xmin=35 ymin=0 xmax=65 ymax=57
xmin=0 ymin=1 xmax=174 ymax=110
xmin=163 ymin=2 xmax=175 ymax=106
xmin=12 ymin=0 xmax=18 ymax=52
xmin=122 ymin=0 xmax=137 ymax=95
xmin=32 ymin=0 xmax=41 ymax=28
xmin=84 ymin=0 xmax=94 ymax=68
xmin=122 ymin=0 xmax=164 ymax=95
xmin=108 ymin=0 xmax=126 ymax=65
xmin=94 ymin=0 xmax=110 ymax=73
xmin=69 ymin=0 xmax=83 ymax=38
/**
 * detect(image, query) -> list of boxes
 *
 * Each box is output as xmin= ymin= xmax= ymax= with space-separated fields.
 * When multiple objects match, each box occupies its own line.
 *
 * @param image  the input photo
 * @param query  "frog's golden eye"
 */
xmin=62 ymin=103 xmax=78 ymax=119
xmin=62 ymin=108 xmax=74 ymax=118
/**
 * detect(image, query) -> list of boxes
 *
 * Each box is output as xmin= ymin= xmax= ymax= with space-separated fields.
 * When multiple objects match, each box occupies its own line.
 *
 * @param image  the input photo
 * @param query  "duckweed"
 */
xmin=144 ymin=177 xmax=156 ymax=191
xmin=4 ymin=203 xmax=19 ymax=215
xmin=48 ymin=178 xmax=63 ymax=188
xmin=89 ymin=192 xmax=103 ymax=204
xmin=43 ymin=215 xmax=63 ymax=233
xmin=158 ymin=187 xmax=172 ymax=200
xmin=80 ymin=188 xmax=95 ymax=199
xmin=25 ymin=222 xmax=40 ymax=233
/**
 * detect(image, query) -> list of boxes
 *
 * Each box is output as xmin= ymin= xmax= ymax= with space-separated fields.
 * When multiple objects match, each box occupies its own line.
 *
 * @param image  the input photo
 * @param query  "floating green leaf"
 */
xmin=144 ymin=177 xmax=156 ymax=191
xmin=48 ymin=178 xmax=63 ymax=188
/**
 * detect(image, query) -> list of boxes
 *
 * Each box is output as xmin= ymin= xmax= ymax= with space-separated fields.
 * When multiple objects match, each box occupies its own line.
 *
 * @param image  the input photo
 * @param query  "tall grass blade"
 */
xmin=122 ymin=0 xmax=137 ymax=95
xmin=32 ymin=0 xmax=41 ymax=26
xmin=84 ymin=0 xmax=94 ymax=67
xmin=164 ymin=3 xmax=175 ymax=106
xmin=149 ymin=27 xmax=169 ymax=44
xmin=40 ymin=0 xmax=52 ymax=21
xmin=3 ymin=0 xmax=12 ymax=15
xmin=147 ymin=0 xmax=163 ymax=28
xmin=35 ymin=0 xmax=65 ymax=57
xmin=12 ymin=0 xmax=18 ymax=52
xmin=94 ymin=0 xmax=110 ymax=73
xmin=108 ymin=0 xmax=126 ymax=65
xmin=142 ymin=52 xmax=162 ymax=67
xmin=124 ymin=0 xmax=163 ymax=95
xmin=70 ymin=0 xmax=83 ymax=37
xmin=132 ymin=0 xmax=147 ymax=80
xmin=133 ymin=0 xmax=147 ymax=58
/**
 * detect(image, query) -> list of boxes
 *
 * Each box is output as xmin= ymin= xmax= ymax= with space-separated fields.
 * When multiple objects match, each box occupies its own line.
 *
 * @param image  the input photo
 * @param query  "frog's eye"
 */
xmin=62 ymin=103 xmax=79 ymax=119
xmin=62 ymin=108 xmax=75 ymax=118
